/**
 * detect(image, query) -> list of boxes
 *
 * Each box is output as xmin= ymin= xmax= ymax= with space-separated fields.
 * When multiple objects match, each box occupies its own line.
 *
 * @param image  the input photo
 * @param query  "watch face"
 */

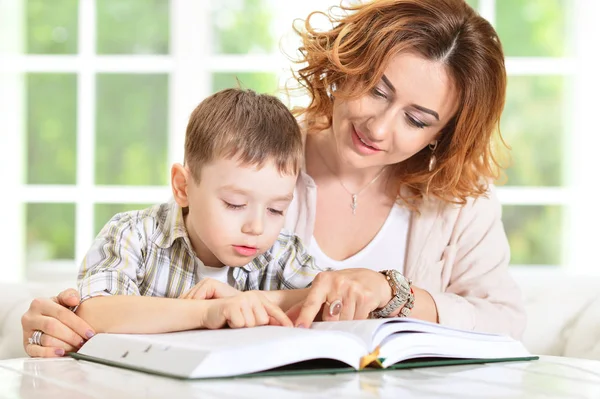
xmin=389 ymin=270 xmax=410 ymax=294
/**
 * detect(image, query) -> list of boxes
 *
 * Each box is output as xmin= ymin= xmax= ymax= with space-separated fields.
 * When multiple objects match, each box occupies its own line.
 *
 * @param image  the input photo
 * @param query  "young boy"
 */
xmin=76 ymin=88 xmax=324 ymax=333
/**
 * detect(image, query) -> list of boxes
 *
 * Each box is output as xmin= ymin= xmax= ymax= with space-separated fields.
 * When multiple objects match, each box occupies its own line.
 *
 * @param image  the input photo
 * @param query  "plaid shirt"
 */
xmin=78 ymin=201 xmax=325 ymax=302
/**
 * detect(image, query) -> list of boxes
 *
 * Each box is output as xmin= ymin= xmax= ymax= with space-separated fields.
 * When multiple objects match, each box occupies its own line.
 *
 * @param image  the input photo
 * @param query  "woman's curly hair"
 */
xmin=291 ymin=0 xmax=509 ymax=205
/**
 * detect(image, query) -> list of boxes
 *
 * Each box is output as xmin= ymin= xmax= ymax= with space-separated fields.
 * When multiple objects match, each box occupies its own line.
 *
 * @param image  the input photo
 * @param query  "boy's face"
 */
xmin=172 ymin=158 xmax=297 ymax=268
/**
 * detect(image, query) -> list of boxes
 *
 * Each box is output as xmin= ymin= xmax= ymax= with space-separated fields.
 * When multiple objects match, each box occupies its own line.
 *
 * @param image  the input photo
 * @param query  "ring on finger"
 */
xmin=325 ymin=299 xmax=343 ymax=317
xmin=28 ymin=330 xmax=44 ymax=346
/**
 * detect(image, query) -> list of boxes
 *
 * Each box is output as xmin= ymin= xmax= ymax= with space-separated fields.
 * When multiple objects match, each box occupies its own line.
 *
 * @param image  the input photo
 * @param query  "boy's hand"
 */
xmin=180 ymin=278 xmax=240 ymax=300
xmin=203 ymin=291 xmax=293 ymax=329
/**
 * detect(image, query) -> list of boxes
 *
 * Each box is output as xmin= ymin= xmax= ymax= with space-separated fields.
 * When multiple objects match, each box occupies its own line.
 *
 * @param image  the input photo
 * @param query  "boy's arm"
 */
xmin=77 ymin=213 xmax=146 ymax=302
xmin=77 ymin=292 xmax=293 ymax=333
xmin=75 ymin=212 xmax=202 ymax=334
xmin=75 ymin=296 xmax=211 ymax=334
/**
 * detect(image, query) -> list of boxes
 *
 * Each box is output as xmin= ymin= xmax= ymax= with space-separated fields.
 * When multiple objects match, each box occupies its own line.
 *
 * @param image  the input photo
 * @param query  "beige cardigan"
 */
xmin=285 ymin=172 xmax=526 ymax=339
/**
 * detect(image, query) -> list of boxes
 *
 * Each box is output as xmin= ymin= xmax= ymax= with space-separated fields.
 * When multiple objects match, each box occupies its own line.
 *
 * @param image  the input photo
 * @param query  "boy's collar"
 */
xmin=152 ymin=200 xmax=189 ymax=249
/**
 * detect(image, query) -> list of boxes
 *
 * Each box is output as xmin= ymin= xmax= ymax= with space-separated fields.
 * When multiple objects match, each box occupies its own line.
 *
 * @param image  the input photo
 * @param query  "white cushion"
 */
xmin=563 ymin=293 xmax=600 ymax=359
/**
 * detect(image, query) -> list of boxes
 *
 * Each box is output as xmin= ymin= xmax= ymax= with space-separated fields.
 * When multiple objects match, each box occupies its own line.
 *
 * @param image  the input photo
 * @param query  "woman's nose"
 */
xmin=365 ymin=109 xmax=396 ymax=142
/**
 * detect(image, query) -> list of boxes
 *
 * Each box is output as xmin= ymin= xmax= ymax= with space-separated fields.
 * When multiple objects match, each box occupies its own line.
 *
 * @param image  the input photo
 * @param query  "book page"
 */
xmin=78 ymin=326 xmax=368 ymax=378
xmin=371 ymin=318 xmax=515 ymax=348
xmin=310 ymin=319 xmax=390 ymax=348
xmin=379 ymin=333 xmax=531 ymax=367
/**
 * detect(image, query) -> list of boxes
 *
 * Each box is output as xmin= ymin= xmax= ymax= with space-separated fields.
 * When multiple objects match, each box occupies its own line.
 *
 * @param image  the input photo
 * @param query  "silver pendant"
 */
xmin=351 ymin=194 xmax=357 ymax=215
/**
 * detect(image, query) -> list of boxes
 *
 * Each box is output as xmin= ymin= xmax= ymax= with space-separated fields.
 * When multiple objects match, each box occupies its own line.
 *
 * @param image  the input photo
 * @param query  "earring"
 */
xmin=328 ymin=83 xmax=336 ymax=101
xmin=428 ymin=141 xmax=438 ymax=172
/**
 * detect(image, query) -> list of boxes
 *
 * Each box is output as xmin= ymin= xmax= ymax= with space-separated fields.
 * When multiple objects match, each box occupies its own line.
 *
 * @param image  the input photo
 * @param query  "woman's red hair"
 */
xmin=292 ymin=0 xmax=508 ymax=205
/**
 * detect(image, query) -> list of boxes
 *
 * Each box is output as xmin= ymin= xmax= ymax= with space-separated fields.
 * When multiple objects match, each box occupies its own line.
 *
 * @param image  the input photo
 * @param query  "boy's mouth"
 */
xmin=232 ymin=245 xmax=258 ymax=257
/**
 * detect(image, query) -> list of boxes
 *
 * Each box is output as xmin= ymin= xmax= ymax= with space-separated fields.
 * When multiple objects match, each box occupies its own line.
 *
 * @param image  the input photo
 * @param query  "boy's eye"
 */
xmin=268 ymin=208 xmax=284 ymax=216
xmin=223 ymin=201 xmax=244 ymax=210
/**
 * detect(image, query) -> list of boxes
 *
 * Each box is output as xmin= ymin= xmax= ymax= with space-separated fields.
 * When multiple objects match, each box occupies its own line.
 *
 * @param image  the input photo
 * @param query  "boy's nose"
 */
xmin=242 ymin=216 xmax=264 ymax=236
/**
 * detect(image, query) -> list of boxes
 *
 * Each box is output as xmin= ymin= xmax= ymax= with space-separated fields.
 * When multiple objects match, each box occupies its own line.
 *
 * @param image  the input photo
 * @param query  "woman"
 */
xmin=21 ymin=0 xmax=525 ymax=357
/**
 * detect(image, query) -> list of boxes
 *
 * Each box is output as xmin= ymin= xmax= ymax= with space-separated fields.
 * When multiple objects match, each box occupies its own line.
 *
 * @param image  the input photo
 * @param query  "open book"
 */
xmin=71 ymin=318 xmax=536 ymax=379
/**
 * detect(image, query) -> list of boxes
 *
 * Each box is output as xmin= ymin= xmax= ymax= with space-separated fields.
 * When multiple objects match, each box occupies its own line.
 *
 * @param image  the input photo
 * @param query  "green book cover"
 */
xmin=70 ymin=351 xmax=539 ymax=380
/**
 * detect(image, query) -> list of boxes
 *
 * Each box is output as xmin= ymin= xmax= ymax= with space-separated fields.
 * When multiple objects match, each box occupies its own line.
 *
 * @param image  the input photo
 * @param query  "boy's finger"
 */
xmin=264 ymin=301 xmax=293 ymax=328
xmin=252 ymin=304 xmax=270 ymax=326
xmin=195 ymin=285 xmax=218 ymax=300
xmin=285 ymin=301 xmax=303 ymax=324
xmin=240 ymin=305 xmax=256 ymax=328
xmin=227 ymin=308 xmax=245 ymax=329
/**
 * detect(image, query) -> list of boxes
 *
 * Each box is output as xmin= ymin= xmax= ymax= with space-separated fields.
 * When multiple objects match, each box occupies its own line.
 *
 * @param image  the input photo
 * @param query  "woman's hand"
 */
xmin=21 ymin=289 xmax=95 ymax=358
xmin=292 ymin=269 xmax=393 ymax=328
xmin=179 ymin=278 xmax=240 ymax=300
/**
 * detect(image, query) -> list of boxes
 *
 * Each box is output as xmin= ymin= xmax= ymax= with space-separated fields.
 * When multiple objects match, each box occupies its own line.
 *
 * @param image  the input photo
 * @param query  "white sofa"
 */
xmin=1 ymin=271 xmax=600 ymax=360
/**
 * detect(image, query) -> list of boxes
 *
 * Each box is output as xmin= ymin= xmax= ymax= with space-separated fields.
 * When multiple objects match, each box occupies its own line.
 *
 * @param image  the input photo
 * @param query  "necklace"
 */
xmin=316 ymin=149 xmax=386 ymax=215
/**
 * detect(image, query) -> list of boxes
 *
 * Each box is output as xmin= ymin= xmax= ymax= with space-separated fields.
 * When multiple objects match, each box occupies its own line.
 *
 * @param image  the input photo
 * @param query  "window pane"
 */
xmin=26 ymin=73 xmax=77 ymax=184
xmin=496 ymin=0 xmax=572 ymax=57
xmin=26 ymin=0 xmax=78 ymax=54
xmin=212 ymin=72 xmax=279 ymax=94
xmin=503 ymin=205 xmax=562 ymax=265
xmin=94 ymin=203 xmax=153 ymax=236
xmin=96 ymin=0 xmax=170 ymax=54
xmin=465 ymin=0 xmax=479 ymax=11
xmin=212 ymin=0 xmax=275 ymax=54
xmin=26 ymin=203 xmax=75 ymax=264
xmin=501 ymin=76 xmax=566 ymax=187
xmin=95 ymin=74 xmax=169 ymax=186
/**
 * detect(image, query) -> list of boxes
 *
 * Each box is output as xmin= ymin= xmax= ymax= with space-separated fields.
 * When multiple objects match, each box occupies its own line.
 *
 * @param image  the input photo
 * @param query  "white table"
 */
xmin=0 ymin=356 xmax=599 ymax=398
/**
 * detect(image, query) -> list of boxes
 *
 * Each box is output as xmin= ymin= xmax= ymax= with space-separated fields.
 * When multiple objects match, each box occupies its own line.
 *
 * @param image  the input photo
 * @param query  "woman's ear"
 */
xmin=171 ymin=163 xmax=191 ymax=207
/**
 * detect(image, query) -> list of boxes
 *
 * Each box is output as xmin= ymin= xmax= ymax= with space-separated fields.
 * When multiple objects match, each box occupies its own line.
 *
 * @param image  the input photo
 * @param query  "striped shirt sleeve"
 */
xmin=269 ymin=231 xmax=330 ymax=291
xmin=78 ymin=213 xmax=145 ymax=302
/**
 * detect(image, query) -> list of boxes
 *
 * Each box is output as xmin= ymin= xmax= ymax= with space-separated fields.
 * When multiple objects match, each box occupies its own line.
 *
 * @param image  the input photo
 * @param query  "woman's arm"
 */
xmin=426 ymin=188 xmax=526 ymax=339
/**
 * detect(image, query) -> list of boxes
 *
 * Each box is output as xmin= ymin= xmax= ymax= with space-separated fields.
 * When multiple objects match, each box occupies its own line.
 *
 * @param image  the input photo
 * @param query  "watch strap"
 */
xmin=370 ymin=270 xmax=414 ymax=319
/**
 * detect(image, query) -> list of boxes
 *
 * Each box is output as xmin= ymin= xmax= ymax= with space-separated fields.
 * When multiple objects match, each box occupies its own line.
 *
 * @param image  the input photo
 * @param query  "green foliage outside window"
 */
xmin=26 ymin=0 xmax=78 ymax=54
xmin=26 ymin=74 xmax=77 ymax=185
xmin=24 ymin=0 xmax=570 ymax=266
xmin=495 ymin=0 xmax=570 ymax=265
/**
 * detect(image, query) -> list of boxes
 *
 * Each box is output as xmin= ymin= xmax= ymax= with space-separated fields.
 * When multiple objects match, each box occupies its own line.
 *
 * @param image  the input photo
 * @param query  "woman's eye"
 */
xmin=268 ymin=208 xmax=284 ymax=216
xmin=370 ymin=87 xmax=387 ymax=99
xmin=223 ymin=201 xmax=244 ymax=210
xmin=405 ymin=113 xmax=428 ymax=129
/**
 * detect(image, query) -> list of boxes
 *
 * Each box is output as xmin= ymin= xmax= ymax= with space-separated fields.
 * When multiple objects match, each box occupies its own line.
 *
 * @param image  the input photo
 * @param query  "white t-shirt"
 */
xmin=195 ymin=262 xmax=234 ymax=286
xmin=308 ymin=204 xmax=411 ymax=273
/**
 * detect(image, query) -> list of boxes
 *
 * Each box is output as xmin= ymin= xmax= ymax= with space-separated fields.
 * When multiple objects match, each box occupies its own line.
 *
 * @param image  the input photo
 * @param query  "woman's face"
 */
xmin=330 ymin=52 xmax=458 ymax=170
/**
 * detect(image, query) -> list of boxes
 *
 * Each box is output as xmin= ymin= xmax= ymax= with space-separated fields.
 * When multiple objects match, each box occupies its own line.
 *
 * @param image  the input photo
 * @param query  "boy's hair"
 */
xmin=184 ymin=88 xmax=303 ymax=181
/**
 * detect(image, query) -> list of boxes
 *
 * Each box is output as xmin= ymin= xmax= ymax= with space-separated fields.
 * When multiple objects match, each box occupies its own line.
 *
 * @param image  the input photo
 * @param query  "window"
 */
xmin=471 ymin=0 xmax=599 ymax=272
xmin=1 ymin=0 xmax=598 ymax=283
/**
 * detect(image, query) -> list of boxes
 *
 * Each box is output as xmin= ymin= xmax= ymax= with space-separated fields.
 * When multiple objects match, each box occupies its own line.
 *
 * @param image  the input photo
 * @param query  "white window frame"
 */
xmin=479 ymin=0 xmax=599 ymax=273
xmin=0 ymin=0 xmax=597 ymax=282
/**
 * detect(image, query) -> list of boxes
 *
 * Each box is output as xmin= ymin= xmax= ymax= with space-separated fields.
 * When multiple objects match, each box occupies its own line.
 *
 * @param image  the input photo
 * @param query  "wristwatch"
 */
xmin=369 ymin=269 xmax=414 ymax=318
